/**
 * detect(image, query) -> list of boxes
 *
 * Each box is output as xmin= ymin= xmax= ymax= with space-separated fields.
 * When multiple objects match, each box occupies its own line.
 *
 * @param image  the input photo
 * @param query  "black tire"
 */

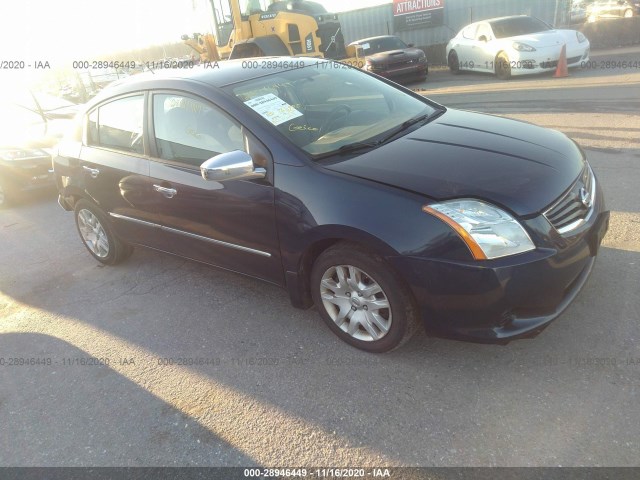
xmin=495 ymin=52 xmax=511 ymax=79
xmin=310 ymin=242 xmax=420 ymax=353
xmin=448 ymin=50 xmax=460 ymax=74
xmin=74 ymin=199 xmax=133 ymax=265
xmin=420 ymin=64 xmax=429 ymax=80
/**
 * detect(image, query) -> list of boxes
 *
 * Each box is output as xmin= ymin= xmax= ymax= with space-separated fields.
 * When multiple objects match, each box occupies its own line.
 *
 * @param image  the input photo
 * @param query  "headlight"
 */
xmin=0 ymin=149 xmax=49 ymax=161
xmin=422 ymin=199 xmax=535 ymax=260
xmin=512 ymin=42 xmax=536 ymax=52
xmin=365 ymin=60 xmax=379 ymax=71
xmin=418 ymin=56 xmax=427 ymax=63
xmin=576 ymin=31 xmax=587 ymax=43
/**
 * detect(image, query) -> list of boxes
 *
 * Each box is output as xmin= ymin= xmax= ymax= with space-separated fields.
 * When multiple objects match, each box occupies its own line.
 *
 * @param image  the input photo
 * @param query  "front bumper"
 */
xmin=388 ymin=185 xmax=609 ymax=343
xmin=509 ymin=44 xmax=590 ymax=76
xmin=369 ymin=62 xmax=428 ymax=79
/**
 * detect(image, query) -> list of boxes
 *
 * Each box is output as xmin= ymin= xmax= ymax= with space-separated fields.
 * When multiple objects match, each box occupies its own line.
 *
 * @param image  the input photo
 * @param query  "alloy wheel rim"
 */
xmin=77 ymin=209 xmax=110 ymax=258
xmin=320 ymin=264 xmax=392 ymax=342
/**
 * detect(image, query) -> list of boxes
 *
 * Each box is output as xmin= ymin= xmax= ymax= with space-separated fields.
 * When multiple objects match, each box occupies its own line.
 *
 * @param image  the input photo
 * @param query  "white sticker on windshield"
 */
xmin=361 ymin=42 xmax=370 ymax=50
xmin=244 ymin=93 xmax=303 ymax=126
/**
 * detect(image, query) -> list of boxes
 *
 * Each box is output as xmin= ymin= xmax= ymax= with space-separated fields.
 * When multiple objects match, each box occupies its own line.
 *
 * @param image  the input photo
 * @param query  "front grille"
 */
xmin=544 ymin=165 xmax=596 ymax=234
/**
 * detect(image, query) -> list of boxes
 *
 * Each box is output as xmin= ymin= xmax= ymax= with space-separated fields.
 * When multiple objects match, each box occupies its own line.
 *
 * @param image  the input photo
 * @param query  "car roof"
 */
xmin=93 ymin=57 xmax=327 ymax=99
xmin=349 ymin=35 xmax=399 ymax=45
xmin=480 ymin=14 xmax=531 ymax=23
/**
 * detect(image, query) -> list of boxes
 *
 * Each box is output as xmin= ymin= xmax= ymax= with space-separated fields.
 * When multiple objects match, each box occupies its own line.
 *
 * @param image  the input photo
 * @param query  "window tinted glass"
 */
xmin=87 ymin=109 xmax=98 ymax=144
xmin=88 ymin=95 xmax=144 ymax=153
xmin=359 ymin=36 xmax=407 ymax=55
xmin=490 ymin=17 xmax=551 ymax=38
xmin=152 ymin=94 xmax=244 ymax=167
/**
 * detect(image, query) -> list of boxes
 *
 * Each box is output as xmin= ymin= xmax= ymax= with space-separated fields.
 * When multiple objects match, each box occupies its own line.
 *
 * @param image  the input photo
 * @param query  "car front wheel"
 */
xmin=495 ymin=52 xmax=511 ymax=79
xmin=74 ymin=199 xmax=133 ymax=265
xmin=310 ymin=243 xmax=419 ymax=352
xmin=624 ymin=8 xmax=633 ymax=17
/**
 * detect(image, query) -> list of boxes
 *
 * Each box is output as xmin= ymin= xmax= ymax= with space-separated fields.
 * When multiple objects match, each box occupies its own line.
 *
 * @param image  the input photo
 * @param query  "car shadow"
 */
xmin=0 ymin=332 xmax=260 ymax=466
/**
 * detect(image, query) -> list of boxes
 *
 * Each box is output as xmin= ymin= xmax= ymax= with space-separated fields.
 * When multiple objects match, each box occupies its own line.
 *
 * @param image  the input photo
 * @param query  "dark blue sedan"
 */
xmin=54 ymin=58 xmax=609 ymax=352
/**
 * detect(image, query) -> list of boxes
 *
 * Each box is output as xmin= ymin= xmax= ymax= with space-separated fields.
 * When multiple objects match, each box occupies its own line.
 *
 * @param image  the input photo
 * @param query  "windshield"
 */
xmin=490 ymin=16 xmax=552 ymax=38
xmin=357 ymin=36 xmax=408 ymax=55
xmin=225 ymin=62 xmax=436 ymax=157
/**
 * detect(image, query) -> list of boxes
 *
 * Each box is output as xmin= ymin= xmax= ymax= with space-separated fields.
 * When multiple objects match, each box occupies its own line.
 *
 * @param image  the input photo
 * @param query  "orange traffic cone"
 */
xmin=553 ymin=44 xmax=569 ymax=78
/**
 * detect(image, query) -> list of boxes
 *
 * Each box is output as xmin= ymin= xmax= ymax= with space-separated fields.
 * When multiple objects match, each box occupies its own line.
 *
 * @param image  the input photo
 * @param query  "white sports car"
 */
xmin=446 ymin=15 xmax=590 ymax=79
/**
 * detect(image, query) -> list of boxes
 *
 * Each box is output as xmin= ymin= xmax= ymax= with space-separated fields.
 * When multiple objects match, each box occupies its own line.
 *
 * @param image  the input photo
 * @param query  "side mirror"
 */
xmin=407 ymin=43 xmax=415 ymax=47
xmin=478 ymin=35 xmax=488 ymax=42
xmin=200 ymin=150 xmax=266 ymax=182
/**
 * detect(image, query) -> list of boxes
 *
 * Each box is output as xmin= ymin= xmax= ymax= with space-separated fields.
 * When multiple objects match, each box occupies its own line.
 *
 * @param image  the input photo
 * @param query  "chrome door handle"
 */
xmin=153 ymin=184 xmax=177 ymax=199
xmin=82 ymin=165 xmax=100 ymax=179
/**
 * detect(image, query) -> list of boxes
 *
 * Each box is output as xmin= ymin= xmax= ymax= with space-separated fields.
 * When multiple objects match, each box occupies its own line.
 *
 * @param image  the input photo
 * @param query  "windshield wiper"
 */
xmin=376 ymin=112 xmax=432 ymax=145
xmin=312 ymin=140 xmax=379 ymax=160
xmin=312 ymin=109 xmax=443 ymax=161
xmin=337 ymin=141 xmax=380 ymax=153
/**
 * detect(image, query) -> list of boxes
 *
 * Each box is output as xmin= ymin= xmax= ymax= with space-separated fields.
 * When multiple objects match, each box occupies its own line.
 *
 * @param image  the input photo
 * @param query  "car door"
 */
xmin=146 ymin=91 xmax=283 ymax=285
xmin=78 ymin=93 xmax=164 ymax=249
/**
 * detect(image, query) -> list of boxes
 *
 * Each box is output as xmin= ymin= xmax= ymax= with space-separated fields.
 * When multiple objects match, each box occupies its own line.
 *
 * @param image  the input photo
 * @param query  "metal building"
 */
xmin=338 ymin=0 xmax=570 ymax=48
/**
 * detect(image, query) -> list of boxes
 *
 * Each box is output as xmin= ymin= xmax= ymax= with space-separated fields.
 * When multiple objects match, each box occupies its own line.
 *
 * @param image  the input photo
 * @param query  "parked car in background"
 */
xmin=586 ymin=0 xmax=639 ymax=21
xmin=570 ymin=0 xmax=589 ymax=23
xmin=0 ymin=91 xmax=78 ymax=207
xmin=349 ymin=35 xmax=428 ymax=82
xmin=54 ymin=59 xmax=608 ymax=352
xmin=446 ymin=15 xmax=590 ymax=79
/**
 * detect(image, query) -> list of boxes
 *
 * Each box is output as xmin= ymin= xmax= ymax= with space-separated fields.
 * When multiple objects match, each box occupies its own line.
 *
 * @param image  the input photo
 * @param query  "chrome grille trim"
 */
xmin=544 ymin=164 xmax=596 ymax=234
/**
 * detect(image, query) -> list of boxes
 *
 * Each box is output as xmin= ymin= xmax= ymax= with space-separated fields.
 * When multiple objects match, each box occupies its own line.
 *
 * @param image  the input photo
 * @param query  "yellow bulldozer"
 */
xmin=182 ymin=0 xmax=353 ymax=61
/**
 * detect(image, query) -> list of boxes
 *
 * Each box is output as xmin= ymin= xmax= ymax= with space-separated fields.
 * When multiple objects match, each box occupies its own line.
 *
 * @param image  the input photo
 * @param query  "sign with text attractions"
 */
xmin=393 ymin=0 xmax=444 ymax=31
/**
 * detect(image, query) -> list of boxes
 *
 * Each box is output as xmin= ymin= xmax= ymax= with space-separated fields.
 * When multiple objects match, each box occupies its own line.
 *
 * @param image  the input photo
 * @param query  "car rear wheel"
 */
xmin=74 ymin=199 xmax=133 ymax=265
xmin=310 ymin=243 xmax=419 ymax=352
xmin=448 ymin=50 xmax=460 ymax=74
xmin=495 ymin=52 xmax=511 ymax=79
xmin=624 ymin=9 xmax=633 ymax=17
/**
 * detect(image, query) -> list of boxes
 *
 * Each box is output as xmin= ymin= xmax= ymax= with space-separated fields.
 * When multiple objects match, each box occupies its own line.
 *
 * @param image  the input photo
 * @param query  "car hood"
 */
xmin=323 ymin=109 xmax=584 ymax=217
xmin=0 ymin=118 xmax=71 ymax=150
xmin=507 ymin=29 xmax=578 ymax=48
xmin=367 ymin=48 xmax=424 ymax=63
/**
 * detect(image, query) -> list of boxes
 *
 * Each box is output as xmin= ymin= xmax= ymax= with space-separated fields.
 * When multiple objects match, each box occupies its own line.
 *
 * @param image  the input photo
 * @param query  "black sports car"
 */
xmin=349 ymin=35 xmax=428 ymax=82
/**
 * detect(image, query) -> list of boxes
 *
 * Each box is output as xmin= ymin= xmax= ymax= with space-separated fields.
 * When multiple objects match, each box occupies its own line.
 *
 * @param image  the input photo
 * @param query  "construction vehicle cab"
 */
xmin=183 ymin=0 xmax=346 ymax=61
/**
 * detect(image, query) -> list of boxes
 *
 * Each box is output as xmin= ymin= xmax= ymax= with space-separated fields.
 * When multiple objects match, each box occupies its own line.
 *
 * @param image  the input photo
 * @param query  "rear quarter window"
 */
xmin=86 ymin=95 xmax=144 ymax=154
